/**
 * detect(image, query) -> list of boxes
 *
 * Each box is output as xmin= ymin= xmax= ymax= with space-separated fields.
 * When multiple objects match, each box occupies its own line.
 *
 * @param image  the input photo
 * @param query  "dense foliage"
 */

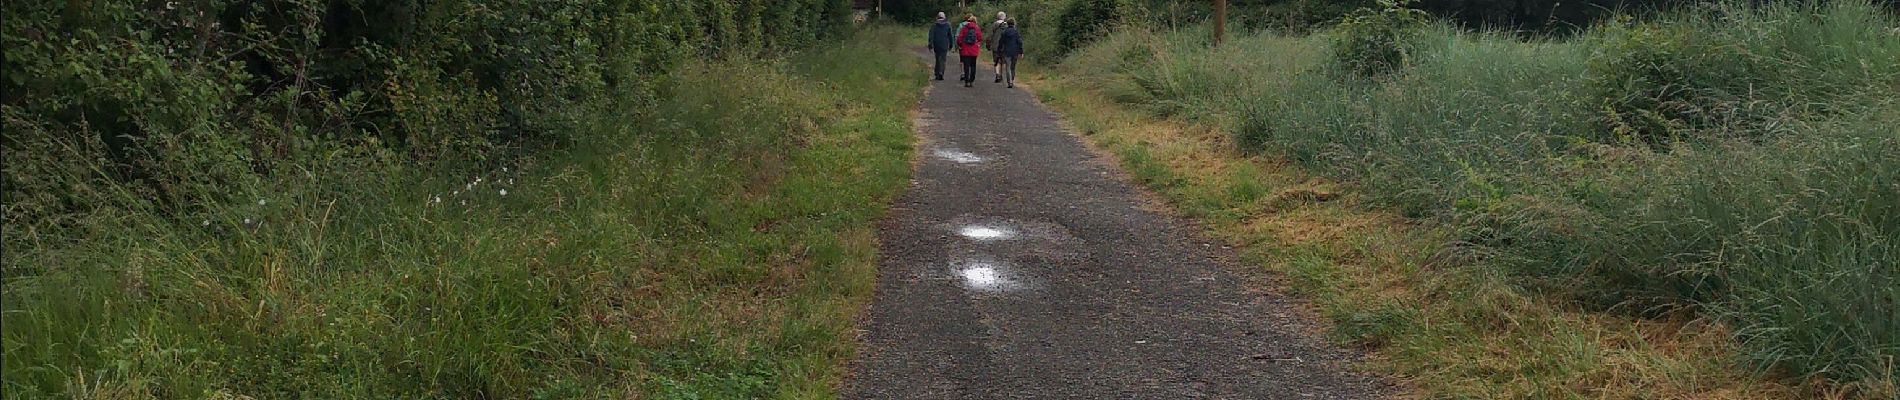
xmin=3 ymin=6 xmax=923 ymax=397
xmin=1 ymin=0 xmax=852 ymax=244
xmin=882 ymin=0 xmax=964 ymax=23
xmin=1330 ymin=0 xmax=1430 ymax=76
xmin=897 ymin=0 xmax=1894 ymax=33
xmin=1584 ymin=3 xmax=1898 ymax=146
xmin=1054 ymin=0 xmax=1137 ymax=55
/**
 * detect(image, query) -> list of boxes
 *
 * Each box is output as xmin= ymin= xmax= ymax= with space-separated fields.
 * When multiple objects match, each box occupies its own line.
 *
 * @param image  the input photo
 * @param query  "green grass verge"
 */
xmin=0 ymin=26 xmax=923 ymax=399
xmin=1026 ymin=2 xmax=1897 ymax=397
xmin=1030 ymin=65 xmax=1827 ymax=400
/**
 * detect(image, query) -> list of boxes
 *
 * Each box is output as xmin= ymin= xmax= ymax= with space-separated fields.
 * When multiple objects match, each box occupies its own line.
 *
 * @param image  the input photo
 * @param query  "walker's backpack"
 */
xmin=961 ymin=29 xmax=978 ymax=45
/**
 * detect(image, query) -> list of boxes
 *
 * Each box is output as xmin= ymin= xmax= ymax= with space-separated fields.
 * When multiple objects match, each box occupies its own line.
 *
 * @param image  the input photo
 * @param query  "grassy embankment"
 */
xmin=1027 ymin=2 xmax=1897 ymax=398
xmin=1 ymin=26 xmax=922 ymax=399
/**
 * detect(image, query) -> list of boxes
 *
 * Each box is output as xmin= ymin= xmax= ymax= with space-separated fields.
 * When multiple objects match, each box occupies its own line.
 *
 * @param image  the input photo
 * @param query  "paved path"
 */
xmin=844 ymin=53 xmax=1394 ymax=399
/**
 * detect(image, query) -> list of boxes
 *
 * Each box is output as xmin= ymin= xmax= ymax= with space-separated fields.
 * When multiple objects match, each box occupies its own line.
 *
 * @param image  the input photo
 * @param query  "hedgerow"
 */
xmin=1 ymin=0 xmax=851 ymax=239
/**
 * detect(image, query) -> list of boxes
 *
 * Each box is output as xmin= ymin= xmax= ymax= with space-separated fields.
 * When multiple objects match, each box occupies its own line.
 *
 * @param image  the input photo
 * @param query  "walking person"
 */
xmin=956 ymin=15 xmax=983 ymax=87
xmin=986 ymin=12 xmax=1009 ymax=83
xmin=956 ymin=15 xmax=975 ymax=81
xmin=927 ymin=12 xmax=954 ymax=81
xmin=996 ymin=19 xmax=1025 ymax=88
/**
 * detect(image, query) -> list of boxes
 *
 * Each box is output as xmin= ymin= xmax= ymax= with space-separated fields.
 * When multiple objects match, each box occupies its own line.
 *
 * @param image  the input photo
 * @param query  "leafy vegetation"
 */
xmin=1330 ymin=0 xmax=1430 ymax=77
xmin=1036 ymin=0 xmax=1898 ymax=396
xmin=1053 ymin=0 xmax=1138 ymax=56
xmin=2 ymin=0 xmax=854 ymax=239
xmin=882 ymin=0 xmax=965 ymax=23
xmin=1 ymin=0 xmax=923 ymax=395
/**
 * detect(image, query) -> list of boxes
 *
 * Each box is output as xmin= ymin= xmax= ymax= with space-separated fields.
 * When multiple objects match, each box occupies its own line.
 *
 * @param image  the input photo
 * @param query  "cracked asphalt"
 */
xmin=843 ymin=52 xmax=1395 ymax=399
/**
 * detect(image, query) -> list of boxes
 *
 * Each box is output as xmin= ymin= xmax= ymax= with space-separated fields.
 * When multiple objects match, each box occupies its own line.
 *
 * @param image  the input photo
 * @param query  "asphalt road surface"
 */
xmin=844 ymin=54 xmax=1395 ymax=399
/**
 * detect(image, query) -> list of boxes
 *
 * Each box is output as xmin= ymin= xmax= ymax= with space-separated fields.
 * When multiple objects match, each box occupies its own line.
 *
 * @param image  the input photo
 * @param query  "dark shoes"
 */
xmin=995 ymin=76 xmax=1003 ymax=83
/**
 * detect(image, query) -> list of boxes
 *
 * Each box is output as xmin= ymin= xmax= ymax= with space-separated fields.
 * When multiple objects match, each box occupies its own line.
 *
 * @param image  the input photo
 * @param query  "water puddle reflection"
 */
xmin=958 ymin=225 xmax=1017 ymax=241
xmin=961 ymin=266 xmax=1001 ymax=288
xmin=932 ymin=148 xmax=986 ymax=164
xmin=950 ymin=259 xmax=1022 ymax=292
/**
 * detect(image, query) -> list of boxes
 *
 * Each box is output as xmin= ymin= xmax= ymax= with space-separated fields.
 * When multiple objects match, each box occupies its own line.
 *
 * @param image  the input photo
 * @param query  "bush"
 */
xmin=883 ymin=0 xmax=964 ymax=23
xmin=0 ymin=0 xmax=851 ymax=238
xmin=1330 ymin=0 xmax=1430 ymax=77
xmin=1585 ymin=2 xmax=1900 ymax=146
xmin=1258 ymin=0 xmax=1378 ymax=33
xmin=1054 ymin=0 xmax=1137 ymax=56
xmin=1586 ymin=21 xmax=1763 ymax=146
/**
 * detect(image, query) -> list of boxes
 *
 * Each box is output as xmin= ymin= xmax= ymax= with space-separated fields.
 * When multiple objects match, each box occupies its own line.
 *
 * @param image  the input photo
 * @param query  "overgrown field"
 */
xmin=1034 ymin=0 xmax=1896 ymax=397
xmin=1 ymin=19 xmax=922 ymax=400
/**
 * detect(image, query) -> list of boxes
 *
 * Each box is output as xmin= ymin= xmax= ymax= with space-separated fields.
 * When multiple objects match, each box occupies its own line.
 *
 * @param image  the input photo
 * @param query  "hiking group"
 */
xmin=928 ymin=11 xmax=1026 ymax=88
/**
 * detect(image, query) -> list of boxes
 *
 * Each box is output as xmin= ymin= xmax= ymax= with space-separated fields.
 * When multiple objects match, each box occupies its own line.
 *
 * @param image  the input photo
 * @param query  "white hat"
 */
xmin=938 ymin=12 xmax=947 ymax=20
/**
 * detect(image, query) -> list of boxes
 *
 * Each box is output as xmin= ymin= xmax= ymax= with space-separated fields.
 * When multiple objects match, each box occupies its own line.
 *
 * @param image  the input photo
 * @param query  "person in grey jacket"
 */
xmin=996 ymin=20 xmax=1025 ymax=88
xmin=986 ymin=12 xmax=1008 ymax=83
xmin=927 ymin=13 xmax=954 ymax=81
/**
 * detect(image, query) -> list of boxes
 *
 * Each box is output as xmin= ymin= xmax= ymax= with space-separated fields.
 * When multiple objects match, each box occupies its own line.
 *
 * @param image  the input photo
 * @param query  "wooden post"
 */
xmin=1214 ymin=0 xmax=1227 ymax=45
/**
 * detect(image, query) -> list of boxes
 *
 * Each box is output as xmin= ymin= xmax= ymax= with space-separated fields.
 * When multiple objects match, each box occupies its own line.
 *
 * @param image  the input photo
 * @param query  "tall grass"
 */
xmin=0 ymin=26 xmax=923 ymax=398
xmin=1054 ymin=1 xmax=1899 ymax=389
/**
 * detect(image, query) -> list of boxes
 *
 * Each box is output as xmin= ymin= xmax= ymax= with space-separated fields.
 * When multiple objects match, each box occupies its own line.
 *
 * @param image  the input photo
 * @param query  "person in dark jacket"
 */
xmin=996 ymin=20 xmax=1025 ymax=88
xmin=956 ymin=16 xmax=983 ymax=87
xmin=926 ymin=13 xmax=954 ymax=81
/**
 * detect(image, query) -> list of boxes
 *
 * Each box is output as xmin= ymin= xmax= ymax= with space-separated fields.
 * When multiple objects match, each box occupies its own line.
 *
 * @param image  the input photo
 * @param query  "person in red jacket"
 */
xmin=955 ymin=15 xmax=983 ymax=88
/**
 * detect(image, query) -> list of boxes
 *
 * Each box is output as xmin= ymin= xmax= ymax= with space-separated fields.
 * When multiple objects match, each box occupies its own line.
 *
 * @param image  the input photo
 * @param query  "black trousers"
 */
xmin=960 ymin=56 xmax=978 ymax=83
xmin=933 ymin=50 xmax=948 ymax=79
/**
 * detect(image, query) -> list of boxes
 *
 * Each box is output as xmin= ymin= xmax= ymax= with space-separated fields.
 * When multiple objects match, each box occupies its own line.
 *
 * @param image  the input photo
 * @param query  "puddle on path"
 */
xmin=932 ymin=148 xmax=986 ymax=164
xmin=949 ymin=259 xmax=1023 ymax=292
xmin=961 ymin=266 xmax=1001 ymax=288
xmin=958 ymin=225 xmax=1017 ymax=241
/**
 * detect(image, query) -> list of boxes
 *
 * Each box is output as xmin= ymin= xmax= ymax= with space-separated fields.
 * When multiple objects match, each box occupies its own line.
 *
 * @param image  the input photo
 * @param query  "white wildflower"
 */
xmin=202 ymin=220 xmax=210 ymax=226
xmin=499 ymin=189 xmax=508 ymax=196
xmin=257 ymin=199 xmax=266 ymax=206
xmin=243 ymin=218 xmax=253 ymax=225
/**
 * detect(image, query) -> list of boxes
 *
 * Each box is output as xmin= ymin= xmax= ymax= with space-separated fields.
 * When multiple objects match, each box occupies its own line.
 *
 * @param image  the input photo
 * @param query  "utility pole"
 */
xmin=1214 ymin=0 xmax=1227 ymax=45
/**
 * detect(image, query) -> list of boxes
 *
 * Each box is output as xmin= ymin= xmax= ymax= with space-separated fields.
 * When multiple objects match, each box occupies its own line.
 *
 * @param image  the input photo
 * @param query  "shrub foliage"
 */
xmin=1331 ymin=0 xmax=1430 ymax=77
xmin=1 ymin=0 xmax=852 ymax=237
xmin=1054 ymin=0 xmax=1137 ymax=56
